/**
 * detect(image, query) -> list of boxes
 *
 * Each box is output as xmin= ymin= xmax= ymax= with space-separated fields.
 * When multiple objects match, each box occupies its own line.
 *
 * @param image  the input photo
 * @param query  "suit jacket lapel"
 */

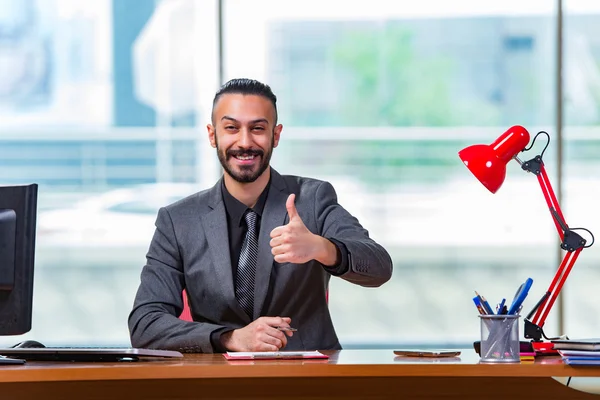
xmin=254 ymin=169 xmax=289 ymax=318
xmin=201 ymin=179 xmax=251 ymax=323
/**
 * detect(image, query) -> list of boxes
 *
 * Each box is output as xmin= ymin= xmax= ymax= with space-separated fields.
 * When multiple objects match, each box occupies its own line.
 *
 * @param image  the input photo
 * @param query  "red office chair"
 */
xmin=179 ymin=289 xmax=193 ymax=321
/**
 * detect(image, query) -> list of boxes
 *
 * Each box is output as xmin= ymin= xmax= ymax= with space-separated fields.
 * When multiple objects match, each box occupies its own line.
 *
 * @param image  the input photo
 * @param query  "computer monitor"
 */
xmin=0 ymin=184 xmax=38 ymax=336
xmin=0 ymin=190 xmax=185 ymax=364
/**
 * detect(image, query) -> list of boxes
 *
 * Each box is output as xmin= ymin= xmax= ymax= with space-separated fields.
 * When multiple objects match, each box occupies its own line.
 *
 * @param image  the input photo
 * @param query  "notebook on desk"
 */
xmin=558 ymin=349 xmax=600 ymax=357
xmin=551 ymin=339 xmax=600 ymax=351
xmin=563 ymin=358 xmax=600 ymax=366
xmin=0 ymin=347 xmax=184 ymax=362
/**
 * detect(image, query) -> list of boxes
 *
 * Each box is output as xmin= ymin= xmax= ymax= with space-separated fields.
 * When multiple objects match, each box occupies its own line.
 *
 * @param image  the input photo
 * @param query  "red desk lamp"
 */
xmin=458 ymin=125 xmax=594 ymax=351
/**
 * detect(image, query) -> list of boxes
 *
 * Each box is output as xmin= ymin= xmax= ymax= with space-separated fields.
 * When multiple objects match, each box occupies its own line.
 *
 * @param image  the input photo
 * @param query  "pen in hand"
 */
xmin=276 ymin=326 xmax=297 ymax=332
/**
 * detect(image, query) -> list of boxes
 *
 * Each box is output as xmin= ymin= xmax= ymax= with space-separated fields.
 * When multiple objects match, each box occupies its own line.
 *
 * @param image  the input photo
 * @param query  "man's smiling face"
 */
xmin=208 ymin=93 xmax=282 ymax=183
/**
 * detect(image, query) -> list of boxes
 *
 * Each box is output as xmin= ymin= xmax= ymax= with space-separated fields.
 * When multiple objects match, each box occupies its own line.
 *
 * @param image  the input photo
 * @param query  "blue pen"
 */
xmin=475 ymin=291 xmax=494 ymax=315
xmin=507 ymin=278 xmax=533 ymax=315
xmin=497 ymin=298 xmax=506 ymax=315
xmin=473 ymin=296 xmax=486 ymax=315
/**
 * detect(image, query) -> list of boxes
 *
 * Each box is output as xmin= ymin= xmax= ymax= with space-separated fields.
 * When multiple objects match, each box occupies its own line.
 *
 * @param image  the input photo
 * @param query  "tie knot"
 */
xmin=244 ymin=210 xmax=257 ymax=229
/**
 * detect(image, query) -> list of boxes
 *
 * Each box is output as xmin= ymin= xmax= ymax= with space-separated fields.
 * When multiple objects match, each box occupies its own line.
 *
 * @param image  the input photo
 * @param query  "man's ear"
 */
xmin=207 ymin=124 xmax=217 ymax=148
xmin=273 ymin=124 xmax=283 ymax=148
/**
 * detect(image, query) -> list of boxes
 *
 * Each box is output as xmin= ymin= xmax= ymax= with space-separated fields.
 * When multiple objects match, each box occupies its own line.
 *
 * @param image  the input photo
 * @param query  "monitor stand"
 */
xmin=0 ymin=355 xmax=26 ymax=365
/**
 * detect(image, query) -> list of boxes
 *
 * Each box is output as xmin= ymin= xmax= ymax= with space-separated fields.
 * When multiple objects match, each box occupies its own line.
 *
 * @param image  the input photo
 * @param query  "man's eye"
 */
xmin=225 ymin=126 xmax=236 ymax=130
xmin=253 ymin=126 xmax=265 ymax=131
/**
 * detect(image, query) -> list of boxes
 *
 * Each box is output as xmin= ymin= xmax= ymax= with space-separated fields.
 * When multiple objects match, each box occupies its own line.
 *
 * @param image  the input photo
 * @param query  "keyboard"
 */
xmin=0 ymin=347 xmax=184 ymax=362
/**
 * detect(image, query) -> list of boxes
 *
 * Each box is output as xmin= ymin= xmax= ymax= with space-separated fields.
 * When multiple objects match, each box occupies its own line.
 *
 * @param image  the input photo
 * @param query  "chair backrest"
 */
xmin=179 ymin=289 xmax=193 ymax=321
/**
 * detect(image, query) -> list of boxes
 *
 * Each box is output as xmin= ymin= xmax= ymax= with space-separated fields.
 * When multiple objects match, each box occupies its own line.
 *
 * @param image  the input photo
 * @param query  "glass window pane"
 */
xmin=0 ymin=0 xmax=219 ymax=347
xmin=224 ymin=0 xmax=558 ymax=347
xmin=564 ymin=1 xmax=600 ymax=340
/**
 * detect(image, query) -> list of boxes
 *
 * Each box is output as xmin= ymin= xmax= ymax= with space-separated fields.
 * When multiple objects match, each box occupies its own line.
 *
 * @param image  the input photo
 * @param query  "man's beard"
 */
xmin=216 ymin=134 xmax=274 ymax=183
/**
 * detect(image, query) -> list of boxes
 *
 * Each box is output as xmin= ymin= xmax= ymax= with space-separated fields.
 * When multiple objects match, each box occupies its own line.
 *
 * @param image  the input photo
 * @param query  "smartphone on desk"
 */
xmin=393 ymin=349 xmax=461 ymax=358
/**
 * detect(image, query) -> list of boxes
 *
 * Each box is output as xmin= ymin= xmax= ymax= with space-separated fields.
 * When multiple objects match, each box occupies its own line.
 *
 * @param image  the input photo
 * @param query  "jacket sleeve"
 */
xmin=128 ymin=207 xmax=227 ymax=353
xmin=315 ymin=181 xmax=393 ymax=287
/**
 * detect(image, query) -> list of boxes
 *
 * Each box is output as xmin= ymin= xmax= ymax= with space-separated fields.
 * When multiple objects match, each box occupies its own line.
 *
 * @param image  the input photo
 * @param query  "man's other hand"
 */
xmin=220 ymin=316 xmax=294 ymax=352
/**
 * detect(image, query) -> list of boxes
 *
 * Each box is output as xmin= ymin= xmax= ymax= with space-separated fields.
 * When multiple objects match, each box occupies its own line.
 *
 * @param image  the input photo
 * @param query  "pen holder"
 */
xmin=479 ymin=314 xmax=520 ymax=363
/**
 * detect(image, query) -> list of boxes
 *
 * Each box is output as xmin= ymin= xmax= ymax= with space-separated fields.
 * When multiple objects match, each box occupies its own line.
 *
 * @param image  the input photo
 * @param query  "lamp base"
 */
xmin=523 ymin=320 xmax=560 ymax=355
xmin=531 ymin=340 xmax=559 ymax=355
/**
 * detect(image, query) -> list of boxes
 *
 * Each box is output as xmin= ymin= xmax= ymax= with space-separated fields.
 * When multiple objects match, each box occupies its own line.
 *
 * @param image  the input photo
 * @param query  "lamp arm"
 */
xmin=519 ymin=159 xmax=588 ymax=341
xmin=520 ymin=156 xmax=567 ymax=240
xmin=525 ymin=249 xmax=582 ymax=340
xmin=537 ymin=164 xmax=567 ymax=241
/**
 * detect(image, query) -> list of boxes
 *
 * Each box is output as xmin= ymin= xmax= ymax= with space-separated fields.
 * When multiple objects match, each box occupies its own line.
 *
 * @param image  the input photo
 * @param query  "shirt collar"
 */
xmin=221 ymin=177 xmax=270 ymax=227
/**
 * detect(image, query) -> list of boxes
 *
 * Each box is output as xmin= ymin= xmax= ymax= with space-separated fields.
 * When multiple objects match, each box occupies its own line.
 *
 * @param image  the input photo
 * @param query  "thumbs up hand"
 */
xmin=285 ymin=193 xmax=302 ymax=222
xmin=270 ymin=194 xmax=338 ymax=266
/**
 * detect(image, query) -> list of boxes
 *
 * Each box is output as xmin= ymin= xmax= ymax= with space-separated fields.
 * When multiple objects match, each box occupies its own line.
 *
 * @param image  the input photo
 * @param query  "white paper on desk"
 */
xmin=558 ymin=350 xmax=600 ymax=357
xmin=223 ymin=350 xmax=328 ymax=360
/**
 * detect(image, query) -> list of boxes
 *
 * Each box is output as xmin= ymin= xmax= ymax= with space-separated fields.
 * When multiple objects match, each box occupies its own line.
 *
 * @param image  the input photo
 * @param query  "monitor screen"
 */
xmin=0 ymin=184 xmax=38 ymax=336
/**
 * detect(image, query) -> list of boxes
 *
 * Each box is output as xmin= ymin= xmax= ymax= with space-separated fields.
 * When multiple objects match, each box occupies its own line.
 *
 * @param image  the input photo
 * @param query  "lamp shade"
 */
xmin=458 ymin=125 xmax=530 ymax=193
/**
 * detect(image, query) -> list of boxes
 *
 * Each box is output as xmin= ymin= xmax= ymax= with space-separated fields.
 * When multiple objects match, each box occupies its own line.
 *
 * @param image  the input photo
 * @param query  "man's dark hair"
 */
xmin=212 ymin=78 xmax=278 ymax=123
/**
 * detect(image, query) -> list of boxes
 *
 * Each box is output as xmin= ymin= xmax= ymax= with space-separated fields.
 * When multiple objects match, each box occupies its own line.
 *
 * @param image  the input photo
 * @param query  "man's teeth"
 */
xmin=236 ymin=155 xmax=255 ymax=160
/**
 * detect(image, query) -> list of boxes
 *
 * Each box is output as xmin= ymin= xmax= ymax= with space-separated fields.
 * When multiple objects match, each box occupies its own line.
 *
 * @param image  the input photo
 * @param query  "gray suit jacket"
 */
xmin=128 ymin=168 xmax=393 ymax=353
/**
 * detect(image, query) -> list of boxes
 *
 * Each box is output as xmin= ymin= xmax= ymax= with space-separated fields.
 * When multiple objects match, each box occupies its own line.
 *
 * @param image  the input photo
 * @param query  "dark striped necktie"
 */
xmin=236 ymin=210 xmax=258 ymax=318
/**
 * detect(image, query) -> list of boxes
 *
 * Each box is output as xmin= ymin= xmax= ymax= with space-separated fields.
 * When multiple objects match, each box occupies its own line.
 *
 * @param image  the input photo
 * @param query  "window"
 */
xmin=224 ymin=0 xmax=557 ymax=347
xmin=4 ymin=0 xmax=591 ymax=349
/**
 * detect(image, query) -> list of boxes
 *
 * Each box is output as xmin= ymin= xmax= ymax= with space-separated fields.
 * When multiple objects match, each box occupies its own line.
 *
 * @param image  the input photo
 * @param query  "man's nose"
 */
xmin=238 ymin=129 xmax=253 ymax=147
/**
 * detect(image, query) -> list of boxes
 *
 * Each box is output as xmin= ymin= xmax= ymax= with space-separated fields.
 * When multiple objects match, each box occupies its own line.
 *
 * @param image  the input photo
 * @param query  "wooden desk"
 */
xmin=1 ymin=349 xmax=599 ymax=400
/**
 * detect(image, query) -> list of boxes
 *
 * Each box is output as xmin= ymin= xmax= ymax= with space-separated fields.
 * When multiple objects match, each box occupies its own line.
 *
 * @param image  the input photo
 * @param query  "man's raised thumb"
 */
xmin=286 ymin=193 xmax=299 ymax=221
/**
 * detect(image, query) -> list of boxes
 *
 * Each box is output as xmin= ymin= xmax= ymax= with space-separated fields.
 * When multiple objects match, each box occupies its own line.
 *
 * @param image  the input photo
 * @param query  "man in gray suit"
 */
xmin=129 ymin=78 xmax=393 ymax=353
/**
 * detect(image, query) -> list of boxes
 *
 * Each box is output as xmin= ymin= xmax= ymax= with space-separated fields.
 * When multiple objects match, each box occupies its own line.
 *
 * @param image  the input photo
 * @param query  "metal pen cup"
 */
xmin=479 ymin=314 xmax=520 ymax=363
